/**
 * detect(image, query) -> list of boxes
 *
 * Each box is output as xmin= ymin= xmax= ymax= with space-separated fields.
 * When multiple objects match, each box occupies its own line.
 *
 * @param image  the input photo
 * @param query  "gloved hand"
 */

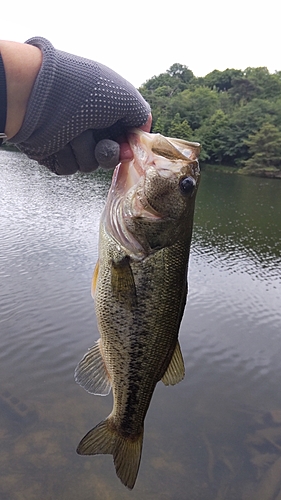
xmin=9 ymin=37 xmax=151 ymax=174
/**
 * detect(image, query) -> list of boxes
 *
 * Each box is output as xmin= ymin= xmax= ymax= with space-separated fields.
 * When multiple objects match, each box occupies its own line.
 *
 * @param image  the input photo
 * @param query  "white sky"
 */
xmin=2 ymin=0 xmax=280 ymax=88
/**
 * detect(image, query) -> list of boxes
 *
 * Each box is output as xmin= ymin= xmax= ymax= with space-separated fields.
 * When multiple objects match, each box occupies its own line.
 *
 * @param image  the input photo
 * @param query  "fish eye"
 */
xmin=179 ymin=176 xmax=196 ymax=196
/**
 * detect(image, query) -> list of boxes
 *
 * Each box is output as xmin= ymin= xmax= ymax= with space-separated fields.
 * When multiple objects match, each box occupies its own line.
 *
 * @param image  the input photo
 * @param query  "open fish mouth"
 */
xmin=110 ymin=133 xmax=147 ymax=197
xmin=110 ymin=160 xmax=142 ymax=199
xmin=113 ymin=164 xmax=162 ymax=221
xmin=112 ymin=130 xmax=200 ymax=195
xmin=109 ymin=135 xmax=161 ymax=221
xmin=103 ymin=130 xmax=200 ymax=257
xmin=105 ymin=165 xmax=162 ymax=259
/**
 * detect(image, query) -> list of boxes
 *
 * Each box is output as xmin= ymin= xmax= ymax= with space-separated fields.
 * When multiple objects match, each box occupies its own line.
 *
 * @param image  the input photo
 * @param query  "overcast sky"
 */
xmin=2 ymin=0 xmax=279 ymax=88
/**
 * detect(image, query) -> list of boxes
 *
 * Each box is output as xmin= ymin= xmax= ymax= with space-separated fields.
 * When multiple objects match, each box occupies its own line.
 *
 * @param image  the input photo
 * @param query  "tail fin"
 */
xmin=77 ymin=419 xmax=143 ymax=490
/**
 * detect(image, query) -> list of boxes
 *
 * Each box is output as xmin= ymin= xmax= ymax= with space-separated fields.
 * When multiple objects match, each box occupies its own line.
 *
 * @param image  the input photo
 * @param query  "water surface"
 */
xmin=0 ymin=151 xmax=280 ymax=499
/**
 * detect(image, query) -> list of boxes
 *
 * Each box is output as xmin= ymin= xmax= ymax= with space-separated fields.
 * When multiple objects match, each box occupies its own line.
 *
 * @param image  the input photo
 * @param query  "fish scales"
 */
xmin=97 ymin=241 xmax=188 ymax=430
xmin=75 ymin=130 xmax=200 ymax=489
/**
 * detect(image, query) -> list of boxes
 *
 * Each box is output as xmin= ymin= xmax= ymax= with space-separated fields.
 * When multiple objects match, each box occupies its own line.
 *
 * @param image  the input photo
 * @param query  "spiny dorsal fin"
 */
xmin=161 ymin=341 xmax=185 ymax=386
xmin=74 ymin=339 xmax=111 ymax=395
xmin=111 ymin=256 xmax=137 ymax=309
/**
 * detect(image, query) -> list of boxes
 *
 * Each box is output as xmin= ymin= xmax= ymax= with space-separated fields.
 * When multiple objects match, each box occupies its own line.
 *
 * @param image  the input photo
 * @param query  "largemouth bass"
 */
xmin=75 ymin=130 xmax=200 ymax=489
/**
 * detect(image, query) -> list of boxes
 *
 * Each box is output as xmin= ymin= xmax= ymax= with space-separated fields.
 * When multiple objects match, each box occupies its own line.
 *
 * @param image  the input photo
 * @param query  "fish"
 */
xmin=74 ymin=130 xmax=200 ymax=489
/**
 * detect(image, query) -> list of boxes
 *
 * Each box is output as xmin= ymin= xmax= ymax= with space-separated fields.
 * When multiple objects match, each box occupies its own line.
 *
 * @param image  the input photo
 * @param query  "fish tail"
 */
xmin=76 ymin=419 xmax=143 ymax=490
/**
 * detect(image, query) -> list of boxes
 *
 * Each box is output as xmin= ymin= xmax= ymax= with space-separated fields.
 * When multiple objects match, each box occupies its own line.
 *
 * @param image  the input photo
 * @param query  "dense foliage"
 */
xmin=139 ymin=64 xmax=281 ymax=176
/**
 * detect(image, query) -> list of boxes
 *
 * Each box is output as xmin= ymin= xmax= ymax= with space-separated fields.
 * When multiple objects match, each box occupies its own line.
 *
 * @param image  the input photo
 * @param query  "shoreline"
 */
xmin=1 ymin=147 xmax=281 ymax=179
xmin=202 ymin=163 xmax=281 ymax=179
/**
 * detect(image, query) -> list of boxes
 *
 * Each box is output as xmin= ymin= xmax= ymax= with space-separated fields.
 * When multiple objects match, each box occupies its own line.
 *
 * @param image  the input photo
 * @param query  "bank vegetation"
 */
xmin=139 ymin=64 xmax=281 ymax=178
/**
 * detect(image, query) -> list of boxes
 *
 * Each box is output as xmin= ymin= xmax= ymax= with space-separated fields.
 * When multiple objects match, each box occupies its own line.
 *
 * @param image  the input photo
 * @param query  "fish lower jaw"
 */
xmin=105 ymin=197 xmax=146 ymax=259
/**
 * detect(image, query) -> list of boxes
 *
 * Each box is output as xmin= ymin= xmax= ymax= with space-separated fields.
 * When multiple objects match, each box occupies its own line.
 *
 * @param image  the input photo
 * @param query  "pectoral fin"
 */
xmin=74 ymin=339 xmax=111 ymax=395
xmin=111 ymin=256 xmax=137 ymax=308
xmin=161 ymin=341 xmax=185 ymax=386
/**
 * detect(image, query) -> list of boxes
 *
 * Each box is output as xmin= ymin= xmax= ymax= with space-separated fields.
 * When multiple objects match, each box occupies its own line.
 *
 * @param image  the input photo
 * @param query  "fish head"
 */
xmin=103 ymin=130 xmax=200 ymax=258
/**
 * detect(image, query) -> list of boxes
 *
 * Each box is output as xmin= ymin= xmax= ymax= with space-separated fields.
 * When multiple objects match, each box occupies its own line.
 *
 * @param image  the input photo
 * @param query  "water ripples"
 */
xmin=1 ymin=152 xmax=281 ymax=499
xmin=1 ymin=153 xmax=280 ymax=389
xmin=0 ymin=152 xmax=107 ymax=388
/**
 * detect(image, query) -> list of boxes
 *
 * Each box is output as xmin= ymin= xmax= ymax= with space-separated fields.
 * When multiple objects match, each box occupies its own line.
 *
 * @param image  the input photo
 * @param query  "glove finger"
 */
xmin=70 ymin=130 xmax=99 ymax=173
xmin=94 ymin=139 xmax=120 ymax=170
xmin=42 ymin=133 xmax=119 ymax=174
xmin=53 ymin=144 xmax=80 ymax=175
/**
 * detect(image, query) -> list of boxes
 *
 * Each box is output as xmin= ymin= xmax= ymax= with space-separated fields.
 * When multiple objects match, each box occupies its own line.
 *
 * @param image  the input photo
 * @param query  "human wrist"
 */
xmin=0 ymin=40 xmax=42 ymax=139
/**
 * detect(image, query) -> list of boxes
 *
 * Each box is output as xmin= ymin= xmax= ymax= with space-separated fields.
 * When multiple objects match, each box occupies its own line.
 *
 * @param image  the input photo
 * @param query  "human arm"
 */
xmin=0 ymin=37 xmax=151 ymax=174
xmin=0 ymin=40 xmax=43 ymax=141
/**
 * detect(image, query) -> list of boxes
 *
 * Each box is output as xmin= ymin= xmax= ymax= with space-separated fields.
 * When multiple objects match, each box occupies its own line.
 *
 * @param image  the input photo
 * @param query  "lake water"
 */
xmin=0 ymin=150 xmax=280 ymax=500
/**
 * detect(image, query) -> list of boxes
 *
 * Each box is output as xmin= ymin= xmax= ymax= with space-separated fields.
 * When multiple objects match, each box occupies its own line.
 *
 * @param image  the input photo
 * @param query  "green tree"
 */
xmin=203 ymin=68 xmax=243 ymax=91
xmin=243 ymin=123 xmax=281 ymax=170
xmin=228 ymin=77 xmax=259 ymax=105
xmin=170 ymin=86 xmax=219 ymax=129
xmin=196 ymin=110 xmax=229 ymax=163
xmin=139 ymin=61 xmax=281 ymax=172
xmin=219 ymin=98 xmax=281 ymax=165
xmin=244 ymin=67 xmax=281 ymax=100
xmin=167 ymin=113 xmax=194 ymax=140
xmin=228 ymin=68 xmax=281 ymax=104
xmin=167 ymin=63 xmax=194 ymax=85
xmin=153 ymin=116 xmax=166 ymax=134
xmin=140 ymin=63 xmax=194 ymax=98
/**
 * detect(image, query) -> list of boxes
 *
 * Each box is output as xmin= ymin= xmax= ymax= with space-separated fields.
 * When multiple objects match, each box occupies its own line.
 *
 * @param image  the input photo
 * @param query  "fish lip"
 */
xmin=112 ymin=130 xmax=153 ymax=193
xmin=128 ymin=128 xmax=201 ymax=163
xmin=110 ymin=133 xmax=159 ymax=218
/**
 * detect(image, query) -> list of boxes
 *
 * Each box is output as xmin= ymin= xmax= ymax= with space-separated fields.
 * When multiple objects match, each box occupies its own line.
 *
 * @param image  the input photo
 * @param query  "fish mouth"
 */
xmin=103 ymin=130 xmax=200 ymax=258
xmin=128 ymin=128 xmax=201 ymax=164
xmin=111 ymin=159 xmax=142 ymax=197
xmin=111 ymin=130 xmax=152 ymax=196
xmin=110 ymin=133 xmax=161 ymax=220
xmin=102 ymin=133 xmax=162 ymax=258
xmin=111 ymin=129 xmax=200 ymax=196
xmin=111 ymin=165 xmax=161 ymax=221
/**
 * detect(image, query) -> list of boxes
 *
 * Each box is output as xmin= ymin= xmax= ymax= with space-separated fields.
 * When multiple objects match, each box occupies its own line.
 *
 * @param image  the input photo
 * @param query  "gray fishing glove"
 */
xmin=9 ymin=37 xmax=151 ymax=174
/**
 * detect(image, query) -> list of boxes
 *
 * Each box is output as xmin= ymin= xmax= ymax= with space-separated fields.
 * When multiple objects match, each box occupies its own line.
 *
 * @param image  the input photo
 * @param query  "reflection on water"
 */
xmin=0 ymin=150 xmax=281 ymax=499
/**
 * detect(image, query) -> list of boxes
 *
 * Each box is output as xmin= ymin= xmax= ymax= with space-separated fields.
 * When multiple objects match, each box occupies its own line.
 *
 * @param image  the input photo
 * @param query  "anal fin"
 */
xmin=161 ymin=341 xmax=185 ymax=386
xmin=74 ymin=339 xmax=111 ymax=395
